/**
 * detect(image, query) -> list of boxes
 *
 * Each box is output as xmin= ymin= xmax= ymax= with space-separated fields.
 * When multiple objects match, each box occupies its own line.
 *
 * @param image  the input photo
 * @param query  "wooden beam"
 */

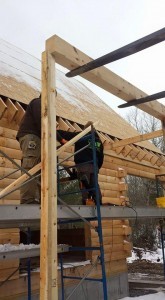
xmin=40 ymin=51 xmax=57 ymax=300
xmin=46 ymin=35 xmax=165 ymax=120
xmin=111 ymin=129 xmax=163 ymax=149
xmin=66 ymin=28 xmax=165 ymax=77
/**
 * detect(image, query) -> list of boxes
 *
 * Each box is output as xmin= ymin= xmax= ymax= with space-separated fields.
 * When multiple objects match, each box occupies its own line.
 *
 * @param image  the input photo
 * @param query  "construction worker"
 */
xmin=16 ymin=97 xmax=41 ymax=204
xmin=57 ymin=123 xmax=104 ymax=205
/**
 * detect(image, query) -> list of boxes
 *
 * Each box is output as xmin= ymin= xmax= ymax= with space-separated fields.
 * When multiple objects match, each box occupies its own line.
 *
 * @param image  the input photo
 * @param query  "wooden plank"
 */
xmin=46 ymin=35 xmax=165 ymax=120
xmin=40 ymin=51 xmax=57 ymax=300
xmin=111 ymin=129 xmax=163 ymax=148
xmin=64 ymin=119 xmax=77 ymax=132
xmin=0 ymin=98 xmax=7 ymax=119
xmin=58 ymin=117 xmax=70 ymax=131
xmin=3 ymin=98 xmax=18 ymax=123
xmin=0 ymin=163 xmax=41 ymax=199
xmin=14 ymin=101 xmax=25 ymax=125
xmin=72 ymin=122 xmax=82 ymax=131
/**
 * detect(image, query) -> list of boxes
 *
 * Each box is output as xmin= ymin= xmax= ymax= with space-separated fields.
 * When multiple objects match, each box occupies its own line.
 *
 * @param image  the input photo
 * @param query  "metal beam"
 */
xmin=0 ymin=245 xmax=69 ymax=260
xmin=0 ymin=205 xmax=165 ymax=228
xmin=118 ymin=91 xmax=165 ymax=108
xmin=66 ymin=28 xmax=165 ymax=77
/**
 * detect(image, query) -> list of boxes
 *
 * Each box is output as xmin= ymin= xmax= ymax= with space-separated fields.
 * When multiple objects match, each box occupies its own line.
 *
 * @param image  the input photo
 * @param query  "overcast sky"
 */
xmin=0 ymin=0 xmax=164 ymax=115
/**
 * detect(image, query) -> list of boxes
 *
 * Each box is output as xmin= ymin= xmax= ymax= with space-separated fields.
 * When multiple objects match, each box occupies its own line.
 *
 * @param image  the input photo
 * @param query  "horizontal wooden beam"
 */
xmin=111 ymin=129 xmax=163 ymax=149
xmin=46 ymin=35 xmax=165 ymax=120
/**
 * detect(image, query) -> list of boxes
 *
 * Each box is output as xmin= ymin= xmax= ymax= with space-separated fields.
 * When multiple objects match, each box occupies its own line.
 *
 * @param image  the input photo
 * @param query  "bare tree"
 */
xmin=125 ymin=108 xmax=163 ymax=250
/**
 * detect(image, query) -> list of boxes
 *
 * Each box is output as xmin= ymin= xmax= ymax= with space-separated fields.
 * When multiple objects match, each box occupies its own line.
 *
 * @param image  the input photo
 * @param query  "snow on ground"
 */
xmin=0 ymin=243 xmax=39 ymax=251
xmin=127 ymin=247 xmax=163 ymax=264
xmin=122 ymin=291 xmax=165 ymax=300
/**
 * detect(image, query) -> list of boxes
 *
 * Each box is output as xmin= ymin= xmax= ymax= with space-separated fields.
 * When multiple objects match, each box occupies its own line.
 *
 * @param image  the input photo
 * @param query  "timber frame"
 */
xmin=38 ymin=35 xmax=165 ymax=299
xmin=0 ymin=33 xmax=165 ymax=299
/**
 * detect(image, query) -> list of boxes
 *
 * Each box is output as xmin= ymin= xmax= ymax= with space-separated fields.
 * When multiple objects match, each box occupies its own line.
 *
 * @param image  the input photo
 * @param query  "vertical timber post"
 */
xmin=40 ymin=51 xmax=57 ymax=299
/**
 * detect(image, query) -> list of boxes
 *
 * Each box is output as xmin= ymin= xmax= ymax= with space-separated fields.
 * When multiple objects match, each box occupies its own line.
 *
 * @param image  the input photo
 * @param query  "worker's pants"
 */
xmin=19 ymin=134 xmax=41 ymax=204
xmin=76 ymin=164 xmax=102 ymax=205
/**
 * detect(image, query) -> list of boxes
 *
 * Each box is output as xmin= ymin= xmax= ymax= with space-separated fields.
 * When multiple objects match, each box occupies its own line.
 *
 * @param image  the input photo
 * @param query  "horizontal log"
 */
xmin=0 ymin=146 xmax=22 ymax=160
xmin=103 ymin=155 xmax=159 ymax=174
xmin=0 ymin=117 xmax=19 ymax=130
xmin=100 ymin=181 xmax=119 ymax=191
xmin=0 ymin=259 xmax=19 ymax=269
xmin=0 ymin=268 xmax=19 ymax=281
xmin=111 ymin=129 xmax=163 ymax=148
xmin=0 ymin=188 xmax=20 ymax=201
xmin=0 ymin=199 xmax=20 ymax=204
xmin=0 ymin=126 xmax=17 ymax=139
xmin=101 ymin=190 xmax=120 ymax=198
xmin=90 ymin=220 xmax=129 ymax=227
xmin=92 ymin=250 xmax=131 ymax=263
xmin=100 ymin=162 xmax=157 ymax=179
xmin=91 ymin=226 xmax=132 ymax=238
xmin=0 ymin=177 xmax=16 ymax=189
xmin=0 ymin=167 xmax=21 ymax=179
xmin=0 ymin=136 xmax=20 ymax=150
xmin=0 ymin=235 xmax=20 ymax=244
xmin=99 ymin=168 xmax=119 ymax=177
xmin=91 ymin=236 xmax=130 ymax=246
xmin=0 ymin=157 xmax=20 ymax=168
xmin=92 ymin=242 xmax=133 ymax=256
xmin=98 ymin=174 xmax=120 ymax=184
xmin=102 ymin=196 xmax=128 ymax=206
xmin=104 ymin=151 xmax=159 ymax=171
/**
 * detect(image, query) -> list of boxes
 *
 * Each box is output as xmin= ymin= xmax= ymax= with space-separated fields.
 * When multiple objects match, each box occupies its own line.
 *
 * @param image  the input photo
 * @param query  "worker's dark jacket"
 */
xmin=57 ymin=130 xmax=104 ymax=169
xmin=16 ymin=98 xmax=41 ymax=140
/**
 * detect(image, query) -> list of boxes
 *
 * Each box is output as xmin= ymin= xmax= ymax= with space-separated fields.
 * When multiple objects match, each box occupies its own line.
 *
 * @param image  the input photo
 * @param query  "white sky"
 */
xmin=0 ymin=0 xmax=164 ymax=116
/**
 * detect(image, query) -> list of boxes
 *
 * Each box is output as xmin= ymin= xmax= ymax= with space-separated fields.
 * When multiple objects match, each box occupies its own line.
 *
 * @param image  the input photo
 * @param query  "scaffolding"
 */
xmin=0 ymin=29 xmax=165 ymax=299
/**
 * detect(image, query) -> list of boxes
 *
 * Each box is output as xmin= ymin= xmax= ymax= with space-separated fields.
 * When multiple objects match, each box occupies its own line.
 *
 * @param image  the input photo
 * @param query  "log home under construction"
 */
xmin=0 ymin=30 xmax=165 ymax=299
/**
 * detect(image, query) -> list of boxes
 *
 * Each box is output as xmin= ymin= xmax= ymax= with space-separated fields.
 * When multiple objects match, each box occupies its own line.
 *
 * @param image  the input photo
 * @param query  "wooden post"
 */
xmin=40 ymin=51 xmax=57 ymax=300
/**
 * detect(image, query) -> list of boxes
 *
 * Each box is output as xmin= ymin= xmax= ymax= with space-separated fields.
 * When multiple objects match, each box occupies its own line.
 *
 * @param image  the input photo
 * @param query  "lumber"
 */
xmin=66 ymin=28 xmax=165 ymax=77
xmin=40 ymin=51 xmax=57 ymax=300
xmin=46 ymin=35 xmax=165 ymax=120
xmin=0 ymin=163 xmax=41 ymax=199
xmin=3 ymin=98 xmax=18 ymax=123
xmin=0 ymin=98 xmax=7 ymax=119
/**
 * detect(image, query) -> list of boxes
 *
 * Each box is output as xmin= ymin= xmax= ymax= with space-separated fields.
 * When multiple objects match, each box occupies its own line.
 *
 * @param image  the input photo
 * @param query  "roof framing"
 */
xmin=46 ymin=35 xmax=165 ymax=120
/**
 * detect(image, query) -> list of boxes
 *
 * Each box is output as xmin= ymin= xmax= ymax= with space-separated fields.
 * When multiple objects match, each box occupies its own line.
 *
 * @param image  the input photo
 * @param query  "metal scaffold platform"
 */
xmin=0 ymin=205 xmax=165 ymax=229
xmin=0 ymin=244 xmax=69 ymax=260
